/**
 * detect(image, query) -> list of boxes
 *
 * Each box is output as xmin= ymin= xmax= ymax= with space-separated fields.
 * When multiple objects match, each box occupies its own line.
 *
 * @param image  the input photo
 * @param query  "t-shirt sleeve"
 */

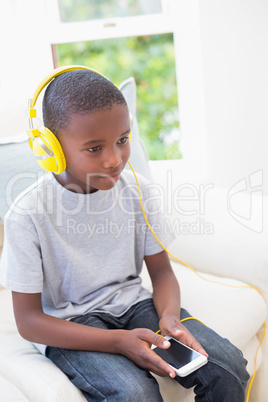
xmin=0 ymin=215 xmax=43 ymax=293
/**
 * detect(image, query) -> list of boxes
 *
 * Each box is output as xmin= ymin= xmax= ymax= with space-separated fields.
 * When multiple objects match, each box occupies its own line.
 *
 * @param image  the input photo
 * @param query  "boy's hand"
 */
xmin=117 ymin=328 xmax=177 ymax=378
xmin=159 ymin=316 xmax=208 ymax=358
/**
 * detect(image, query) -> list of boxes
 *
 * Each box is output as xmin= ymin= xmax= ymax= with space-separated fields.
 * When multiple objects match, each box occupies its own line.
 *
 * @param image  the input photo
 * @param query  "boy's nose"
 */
xmin=103 ymin=149 xmax=122 ymax=169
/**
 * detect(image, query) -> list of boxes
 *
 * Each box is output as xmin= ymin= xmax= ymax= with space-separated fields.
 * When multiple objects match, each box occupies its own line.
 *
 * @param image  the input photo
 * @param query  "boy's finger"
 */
xmin=141 ymin=330 xmax=171 ymax=350
xmin=149 ymin=349 xmax=176 ymax=378
xmin=167 ymin=327 xmax=208 ymax=358
xmin=190 ymin=340 xmax=208 ymax=357
xmin=170 ymin=327 xmax=184 ymax=338
xmin=177 ymin=331 xmax=209 ymax=358
xmin=138 ymin=331 xmax=176 ymax=377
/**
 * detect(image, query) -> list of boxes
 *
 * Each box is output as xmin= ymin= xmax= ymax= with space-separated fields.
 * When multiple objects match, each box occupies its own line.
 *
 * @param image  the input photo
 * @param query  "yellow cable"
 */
xmin=156 ymin=317 xmax=207 ymax=337
xmin=180 ymin=317 xmax=206 ymax=326
xmin=245 ymin=321 xmax=266 ymax=402
xmin=128 ymin=161 xmax=266 ymax=401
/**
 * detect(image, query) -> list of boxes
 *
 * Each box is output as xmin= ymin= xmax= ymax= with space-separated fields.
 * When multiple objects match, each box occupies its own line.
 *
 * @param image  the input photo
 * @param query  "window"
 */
xmin=57 ymin=0 xmax=162 ymax=22
xmin=46 ymin=0 xmax=180 ymax=160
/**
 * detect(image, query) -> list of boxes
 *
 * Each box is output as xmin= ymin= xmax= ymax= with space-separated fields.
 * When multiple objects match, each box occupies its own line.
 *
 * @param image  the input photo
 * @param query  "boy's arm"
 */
xmin=12 ymin=291 xmax=177 ymax=377
xmin=145 ymin=250 xmax=208 ymax=357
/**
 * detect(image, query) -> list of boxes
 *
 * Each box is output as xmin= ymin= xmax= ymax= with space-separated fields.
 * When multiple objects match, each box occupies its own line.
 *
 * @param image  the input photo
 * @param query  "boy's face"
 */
xmin=56 ymin=104 xmax=131 ymax=193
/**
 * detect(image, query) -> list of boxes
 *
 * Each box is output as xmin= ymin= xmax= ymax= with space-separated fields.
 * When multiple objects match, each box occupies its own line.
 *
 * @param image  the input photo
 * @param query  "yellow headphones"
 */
xmin=26 ymin=65 xmax=132 ymax=174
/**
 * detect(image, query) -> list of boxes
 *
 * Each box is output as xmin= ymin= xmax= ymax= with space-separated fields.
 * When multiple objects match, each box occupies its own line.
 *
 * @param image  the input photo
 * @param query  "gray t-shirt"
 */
xmin=0 ymin=170 xmax=174 ymax=352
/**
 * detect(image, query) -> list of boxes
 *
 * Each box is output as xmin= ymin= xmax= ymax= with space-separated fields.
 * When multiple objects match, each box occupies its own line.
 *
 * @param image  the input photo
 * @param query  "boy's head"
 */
xmin=42 ymin=69 xmax=131 ymax=194
xmin=43 ymin=69 xmax=127 ymax=136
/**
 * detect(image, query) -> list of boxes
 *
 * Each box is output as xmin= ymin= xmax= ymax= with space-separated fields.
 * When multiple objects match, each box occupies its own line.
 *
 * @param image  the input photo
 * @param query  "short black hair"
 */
xmin=43 ymin=69 xmax=127 ymax=136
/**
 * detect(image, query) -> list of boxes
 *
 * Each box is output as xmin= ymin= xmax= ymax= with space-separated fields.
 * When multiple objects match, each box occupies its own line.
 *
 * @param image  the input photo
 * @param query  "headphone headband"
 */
xmin=29 ymin=65 xmax=106 ymax=109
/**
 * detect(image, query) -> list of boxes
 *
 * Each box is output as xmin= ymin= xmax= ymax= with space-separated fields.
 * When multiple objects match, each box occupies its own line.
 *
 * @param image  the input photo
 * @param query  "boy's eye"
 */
xmin=118 ymin=136 xmax=129 ymax=145
xmin=87 ymin=136 xmax=129 ymax=152
xmin=88 ymin=146 xmax=101 ymax=152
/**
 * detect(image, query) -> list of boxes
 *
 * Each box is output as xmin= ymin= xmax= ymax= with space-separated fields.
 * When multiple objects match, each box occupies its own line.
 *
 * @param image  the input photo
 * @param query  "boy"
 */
xmin=0 ymin=69 xmax=249 ymax=401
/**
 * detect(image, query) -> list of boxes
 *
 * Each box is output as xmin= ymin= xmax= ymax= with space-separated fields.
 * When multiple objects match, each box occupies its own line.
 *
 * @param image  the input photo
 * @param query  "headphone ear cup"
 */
xmin=30 ymin=127 xmax=66 ymax=174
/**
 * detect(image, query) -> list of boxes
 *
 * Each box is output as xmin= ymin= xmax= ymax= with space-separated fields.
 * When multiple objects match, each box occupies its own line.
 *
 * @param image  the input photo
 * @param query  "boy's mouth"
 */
xmin=100 ymin=174 xmax=120 ymax=183
xmin=96 ymin=171 xmax=121 ymax=183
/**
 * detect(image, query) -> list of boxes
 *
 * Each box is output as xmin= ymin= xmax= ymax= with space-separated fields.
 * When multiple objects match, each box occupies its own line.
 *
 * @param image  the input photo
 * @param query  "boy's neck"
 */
xmin=53 ymin=172 xmax=98 ymax=194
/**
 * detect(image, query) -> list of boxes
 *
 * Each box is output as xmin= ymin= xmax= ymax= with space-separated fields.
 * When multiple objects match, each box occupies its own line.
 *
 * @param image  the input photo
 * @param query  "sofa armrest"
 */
xmin=0 ymin=221 xmax=3 ymax=253
xmin=0 ymin=221 xmax=4 ymax=291
xmin=166 ymin=186 xmax=268 ymax=304
xmin=148 ymin=160 xmax=267 ymax=305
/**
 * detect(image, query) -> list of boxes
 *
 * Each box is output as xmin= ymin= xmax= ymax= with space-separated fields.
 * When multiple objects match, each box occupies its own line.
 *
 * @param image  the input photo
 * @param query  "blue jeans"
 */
xmin=46 ymin=299 xmax=249 ymax=401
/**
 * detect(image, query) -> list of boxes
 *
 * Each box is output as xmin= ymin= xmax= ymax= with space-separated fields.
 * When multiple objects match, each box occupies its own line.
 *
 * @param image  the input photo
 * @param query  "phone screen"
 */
xmin=153 ymin=339 xmax=201 ymax=368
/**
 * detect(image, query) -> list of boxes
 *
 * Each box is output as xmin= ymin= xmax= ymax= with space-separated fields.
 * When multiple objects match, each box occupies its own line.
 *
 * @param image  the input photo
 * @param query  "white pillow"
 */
xmin=119 ymin=77 xmax=151 ymax=181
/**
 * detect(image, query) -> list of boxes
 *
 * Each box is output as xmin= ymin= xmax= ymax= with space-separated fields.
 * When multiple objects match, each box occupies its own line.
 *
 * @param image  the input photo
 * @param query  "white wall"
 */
xmin=0 ymin=0 xmax=53 ymax=138
xmin=172 ymin=0 xmax=208 ymax=179
xmin=199 ymin=0 xmax=268 ymax=194
xmin=173 ymin=0 xmax=268 ymax=194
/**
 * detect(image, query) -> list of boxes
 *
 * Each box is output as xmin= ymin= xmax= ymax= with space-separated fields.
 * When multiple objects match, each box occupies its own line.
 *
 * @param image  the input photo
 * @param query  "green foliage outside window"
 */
xmin=55 ymin=34 xmax=181 ymax=160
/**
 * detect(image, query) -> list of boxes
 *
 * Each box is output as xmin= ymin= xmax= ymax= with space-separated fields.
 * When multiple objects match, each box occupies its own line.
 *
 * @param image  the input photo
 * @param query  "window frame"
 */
xmin=44 ymin=0 xmax=208 ymax=174
xmin=45 ymin=0 xmax=175 ymax=44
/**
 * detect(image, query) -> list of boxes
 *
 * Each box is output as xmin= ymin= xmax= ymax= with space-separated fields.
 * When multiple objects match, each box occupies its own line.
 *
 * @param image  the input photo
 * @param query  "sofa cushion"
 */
xmin=0 ymin=135 xmax=44 ymax=222
xmin=171 ymin=262 xmax=266 ymax=351
xmin=0 ymin=289 xmax=86 ymax=401
xmin=0 ymin=374 xmax=29 ymax=401
xmin=0 ymin=263 xmax=265 ymax=402
xmin=141 ymin=261 xmax=267 ymax=354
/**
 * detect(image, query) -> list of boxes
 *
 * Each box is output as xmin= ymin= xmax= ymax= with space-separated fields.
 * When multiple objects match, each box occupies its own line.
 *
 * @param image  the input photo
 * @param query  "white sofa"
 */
xmin=0 ymin=76 xmax=267 ymax=400
xmin=0 ymin=159 xmax=267 ymax=401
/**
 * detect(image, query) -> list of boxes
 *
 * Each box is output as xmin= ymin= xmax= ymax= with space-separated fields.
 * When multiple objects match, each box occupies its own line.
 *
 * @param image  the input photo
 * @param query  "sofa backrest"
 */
xmin=0 ymin=222 xmax=4 ymax=290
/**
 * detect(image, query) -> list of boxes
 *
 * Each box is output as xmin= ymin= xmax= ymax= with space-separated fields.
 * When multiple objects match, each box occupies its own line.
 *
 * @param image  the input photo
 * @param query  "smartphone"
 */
xmin=151 ymin=336 xmax=208 ymax=377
